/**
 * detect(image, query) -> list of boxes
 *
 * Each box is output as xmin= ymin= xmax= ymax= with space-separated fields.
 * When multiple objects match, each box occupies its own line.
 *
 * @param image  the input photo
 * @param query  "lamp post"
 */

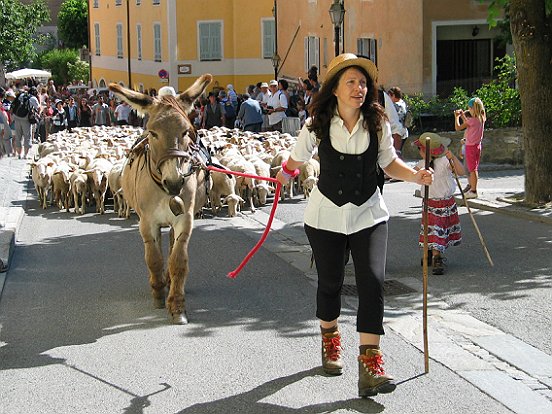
xmin=329 ymin=0 xmax=345 ymax=57
xmin=271 ymin=53 xmax=281 ymax=80
xmin=272 ymin=0 xmax=279 ymax=79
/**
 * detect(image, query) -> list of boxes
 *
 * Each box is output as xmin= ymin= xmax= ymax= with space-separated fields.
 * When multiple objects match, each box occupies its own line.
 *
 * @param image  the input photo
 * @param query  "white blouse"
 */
xmin=416 ymin=156 xmax=456 ymax=199
xmin=290 ymin=114 xmax=398 ymax=235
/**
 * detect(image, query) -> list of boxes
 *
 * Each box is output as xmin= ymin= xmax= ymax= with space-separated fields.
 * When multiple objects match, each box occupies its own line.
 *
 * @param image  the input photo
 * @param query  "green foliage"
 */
xmin=404 ymin=55 xmax=520 ymax=130
xmin=0 ymin=0 xmax=50 ymax=70
xmin=37 ymin=48 xmax=80 ymax=85
xmin=57 ymin=0 xmax=88 ymax=49
xmin=485 ymin=0 xmax=552 ymax=27
xmin=67 ymin=58 xmax=89 ymax=83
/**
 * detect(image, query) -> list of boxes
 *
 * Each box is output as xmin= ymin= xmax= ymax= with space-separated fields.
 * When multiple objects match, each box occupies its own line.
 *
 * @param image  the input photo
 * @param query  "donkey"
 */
xmin=109 ymin=74 xmax=212 ymax=324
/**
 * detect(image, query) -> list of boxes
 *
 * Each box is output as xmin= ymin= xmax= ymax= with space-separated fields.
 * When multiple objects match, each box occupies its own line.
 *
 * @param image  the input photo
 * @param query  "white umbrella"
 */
xmin=6 ymin=68 xmax=52 ymax=80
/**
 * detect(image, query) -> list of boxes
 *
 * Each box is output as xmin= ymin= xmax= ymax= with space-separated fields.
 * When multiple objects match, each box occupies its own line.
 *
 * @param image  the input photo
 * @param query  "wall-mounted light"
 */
xmin=472 ymin=26 xmax=480 ymax=37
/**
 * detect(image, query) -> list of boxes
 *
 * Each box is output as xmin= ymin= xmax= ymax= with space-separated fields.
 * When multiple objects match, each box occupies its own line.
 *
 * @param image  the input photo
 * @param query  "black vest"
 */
xmin=317 ymin=129 xmax=379 ymax=207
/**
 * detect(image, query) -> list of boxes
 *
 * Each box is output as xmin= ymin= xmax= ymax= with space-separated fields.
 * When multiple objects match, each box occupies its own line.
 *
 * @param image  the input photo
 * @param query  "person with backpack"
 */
xmin=388 ymin=86 xmax=411 ymax=156
xmin=11 ymin=87 xmax=40 ymax=159
xmin=219 ymin=90 xmax=236 ymax=128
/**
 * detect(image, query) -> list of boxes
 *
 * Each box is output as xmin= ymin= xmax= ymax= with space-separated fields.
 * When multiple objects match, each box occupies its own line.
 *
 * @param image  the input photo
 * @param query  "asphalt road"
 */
xmin=0 ymin=181 xmax=528 ymax=413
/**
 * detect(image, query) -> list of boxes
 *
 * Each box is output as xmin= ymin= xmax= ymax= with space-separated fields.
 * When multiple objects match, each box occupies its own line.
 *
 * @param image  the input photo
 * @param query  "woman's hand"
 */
xmin=414 ymin=168 xmax=433 ymax=186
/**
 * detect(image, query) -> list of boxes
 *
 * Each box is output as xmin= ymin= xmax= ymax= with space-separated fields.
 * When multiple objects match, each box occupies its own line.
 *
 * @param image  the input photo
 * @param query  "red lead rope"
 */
xmin=206 ymin=165 xmax=282 ymax=278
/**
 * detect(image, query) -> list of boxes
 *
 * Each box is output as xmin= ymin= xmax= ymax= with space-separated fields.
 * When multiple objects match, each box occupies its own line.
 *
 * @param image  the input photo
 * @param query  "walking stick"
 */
xmin=422 ymin=137 xmax=430 ymax=373
xmin=448 ymin=158 xmax=494 ymax=267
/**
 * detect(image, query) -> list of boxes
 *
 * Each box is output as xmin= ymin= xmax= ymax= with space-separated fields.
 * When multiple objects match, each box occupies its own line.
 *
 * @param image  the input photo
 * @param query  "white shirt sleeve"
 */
xmin=383 ymin=92 xmax=406 ymax=137
xmin=290 ymin=119 xmax=316 ymax=162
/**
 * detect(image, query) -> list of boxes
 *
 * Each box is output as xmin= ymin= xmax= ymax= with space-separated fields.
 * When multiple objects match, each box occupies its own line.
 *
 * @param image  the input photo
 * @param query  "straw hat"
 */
xmin=414 ymin=132 xmax=451 ymax=158
xmin=325 ymin=53 xmax=378 ymax=84
xmin=158 ymin=86 xmax=177 ymax=97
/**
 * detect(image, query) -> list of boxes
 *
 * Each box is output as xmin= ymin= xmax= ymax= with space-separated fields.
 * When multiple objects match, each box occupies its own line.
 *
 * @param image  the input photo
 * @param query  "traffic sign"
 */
xmin=158 ymin=69 xmax=169 ymax=79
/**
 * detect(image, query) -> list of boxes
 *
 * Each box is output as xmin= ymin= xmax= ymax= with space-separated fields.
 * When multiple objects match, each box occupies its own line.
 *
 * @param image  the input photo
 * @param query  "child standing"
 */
xmin=454 ymin=97 xmax=486 ymax=198
xmin=414 ymin=132 xmax=465 ymax=275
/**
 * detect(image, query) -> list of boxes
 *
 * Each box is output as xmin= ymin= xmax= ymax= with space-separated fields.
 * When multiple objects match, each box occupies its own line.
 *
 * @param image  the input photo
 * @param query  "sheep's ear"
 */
xmin=109 ymin=83 xmax=153 ymax=113
xmin=179 ymin=74 xmax=213 ymax=112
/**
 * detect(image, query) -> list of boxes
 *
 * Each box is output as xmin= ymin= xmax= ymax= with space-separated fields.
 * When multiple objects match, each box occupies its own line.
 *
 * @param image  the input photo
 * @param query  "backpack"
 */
xmin=222 ymin=99 xmax=235 ymax=118
xmin=12 ymin=93 xmax=31 ymax=118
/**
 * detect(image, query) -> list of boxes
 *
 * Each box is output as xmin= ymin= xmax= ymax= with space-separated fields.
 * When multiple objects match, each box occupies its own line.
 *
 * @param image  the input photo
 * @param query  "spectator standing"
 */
xmin=78 ymin=97 xmax=92 ymax=127
xmin=266 ymin=79 xmax=287 ymax=132
xmin=50 ymin=99 xmax=68 ymax=134
xmin=226 ymin=84 xmax=239 ymax=110
xmin=454 ymin=97 xmax=486 ymax=199
xmin=237 ymin=93 xmax=264 ymax=132
xmin=66 ymin=97 xmax=79 ymax=131
xmin=114 ymin=101 xmax=131 ymax=125
xmin=201 ymin=92 xmax=224 ymax=129
xmin=108 ymin=98 xmax=118 ymax=125
xmin=256 ymin=82 xmax=271 ymax=107
xmin=0 ymin=90 xmax=13 ymax=157
xmin=46 ymin=79 xmax=57 ymax=97
xmin=219 ymin=90 xmax=236 ymax=128
xmin=388 ymin=86 xmax=409 ymax=155
xmin=92 ymin=96 xmax=111 ymax=126
xmin=11 ymin=86 xmax=39 ymax=159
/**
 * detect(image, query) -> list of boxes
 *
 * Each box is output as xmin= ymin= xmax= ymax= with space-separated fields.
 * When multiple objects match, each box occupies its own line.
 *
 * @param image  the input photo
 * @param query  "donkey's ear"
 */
xmin=108 ymin=83 xmax=153 ymax=112
xmin=179 ymin=74 xmax=212 ymax=111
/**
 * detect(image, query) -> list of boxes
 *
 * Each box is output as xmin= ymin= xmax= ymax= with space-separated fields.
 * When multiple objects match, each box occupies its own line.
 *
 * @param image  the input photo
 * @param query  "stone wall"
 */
xmin=402 ymin=128 xmax=524 ymax=166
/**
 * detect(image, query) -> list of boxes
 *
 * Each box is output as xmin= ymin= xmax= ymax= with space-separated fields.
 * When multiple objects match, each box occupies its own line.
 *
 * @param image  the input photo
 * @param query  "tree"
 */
xmin=486 ymin=0 xmax=552 ymax=204
xmin=37 ymin=48 xmax=80 ymax=85
xmin=0 ymin=0 xmax=49 ymax=83
xmin=57 ymin=0 xmax=88 ymax=49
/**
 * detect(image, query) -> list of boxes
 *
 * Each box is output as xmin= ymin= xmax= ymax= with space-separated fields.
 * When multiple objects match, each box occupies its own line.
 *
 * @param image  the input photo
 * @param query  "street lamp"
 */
xmin=271 ymin=53 xmax=281 ymax=80
xmin=329 ymin=0 xmax=345 ymax=57
xmin=272 ymin=0 xmax=279 ymax=79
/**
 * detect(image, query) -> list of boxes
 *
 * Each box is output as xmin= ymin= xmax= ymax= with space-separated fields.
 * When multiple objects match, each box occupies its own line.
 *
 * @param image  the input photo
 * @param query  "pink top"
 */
xmin=464 ymin=117 xmax=485 ymax=146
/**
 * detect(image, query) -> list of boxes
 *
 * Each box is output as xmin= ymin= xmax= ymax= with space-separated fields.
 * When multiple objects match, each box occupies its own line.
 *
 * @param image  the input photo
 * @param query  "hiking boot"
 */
xmin=420 ymin=251 xmax=432 ymax=267
xmin=462 ymin=184 xmax=471 ymax=193
xmin=321 ymin=330 xmax=343 ymax=375
xmin=432 ymin=255 xmax=446 ymax=275
xmin=358 ymin=348 xmax=396 ymax=397
xmin=464 ymin=190 xmax=478 ymax=199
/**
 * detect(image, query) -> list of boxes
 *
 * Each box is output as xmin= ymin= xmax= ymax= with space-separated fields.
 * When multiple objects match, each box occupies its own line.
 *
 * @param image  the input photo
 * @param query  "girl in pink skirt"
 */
xmin=414 ymin=132 xmax=465 ymax=275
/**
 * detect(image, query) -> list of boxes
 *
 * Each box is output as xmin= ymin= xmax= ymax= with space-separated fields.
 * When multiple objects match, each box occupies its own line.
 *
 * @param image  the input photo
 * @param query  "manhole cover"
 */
xmin=342 ymin=280 xmax=416 ymax=297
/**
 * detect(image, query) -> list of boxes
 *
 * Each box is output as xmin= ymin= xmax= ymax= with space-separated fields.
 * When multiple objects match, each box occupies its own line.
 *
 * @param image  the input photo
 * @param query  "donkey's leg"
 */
xmin=139 ymin=220 xmax=166 ymax=309
xmin=166 ymin=213 xmax=193 ymax=324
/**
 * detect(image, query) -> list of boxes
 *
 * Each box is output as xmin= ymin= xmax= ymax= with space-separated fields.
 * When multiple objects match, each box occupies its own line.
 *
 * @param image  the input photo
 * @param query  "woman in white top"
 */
xmin=276 ymin=53 xmax=433 ymax=398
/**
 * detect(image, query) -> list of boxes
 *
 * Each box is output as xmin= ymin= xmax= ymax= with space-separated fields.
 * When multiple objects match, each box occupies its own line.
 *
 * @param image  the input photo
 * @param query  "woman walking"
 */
xmin=276 ymin=53 xmax=433 ymax=397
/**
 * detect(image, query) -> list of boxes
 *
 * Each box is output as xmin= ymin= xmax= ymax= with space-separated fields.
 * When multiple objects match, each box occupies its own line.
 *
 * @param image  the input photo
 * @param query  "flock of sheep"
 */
xmin=29 ymin=125 xmax=321 ymax=218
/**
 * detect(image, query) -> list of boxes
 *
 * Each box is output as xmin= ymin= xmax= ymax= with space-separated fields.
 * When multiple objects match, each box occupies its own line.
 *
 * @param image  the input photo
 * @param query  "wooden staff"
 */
xmin=448 ymin=158 xmax=494 ymax=267
xmin=422 ymin=137 xmax=430 ymax=373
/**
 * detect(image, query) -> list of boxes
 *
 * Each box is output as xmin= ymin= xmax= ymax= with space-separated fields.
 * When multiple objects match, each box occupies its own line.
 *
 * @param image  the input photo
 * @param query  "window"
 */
xmin=137 ymin=25 xmax=142 ymax=60
xmin=262 ymin=19 xmax=275 ymax=59
xmin=93 ymin=0 xmax=99 ymax=8
xmin=199 ymin=21 xmax=222 ymax=61
xmin=115 ymin=0 xmax=122 ymax=5
xmin=357 ymin=38 xmax=377 ymax=66
xmin=304 ymin=36 xmax=319 ymax=72
xmin=136 ymin=0 xmax=141 ymax=4
xmin=153 ymin=0 xmax=160 ymax=5
xmin=153 ymin=23 xmax=162 ymax=62
xmin=94 ymin=23 xmax=101 ymax=56
xmin=116 ymin=23 xmax=123 ymax=58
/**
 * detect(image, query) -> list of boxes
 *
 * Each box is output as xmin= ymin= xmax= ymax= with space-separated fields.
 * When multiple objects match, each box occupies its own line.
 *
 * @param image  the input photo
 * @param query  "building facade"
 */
xmin=89 ymin=0 xmax=505 ymax=97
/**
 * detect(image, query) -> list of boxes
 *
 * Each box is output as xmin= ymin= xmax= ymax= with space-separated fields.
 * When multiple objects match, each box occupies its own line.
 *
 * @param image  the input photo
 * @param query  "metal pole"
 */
xmin=274 ymin=0 xmax=278 ymax=79
xmin=126 ymin=0 xmax=132 ymax=88
xmin=334 ymin=24 xmax=340 ymax=57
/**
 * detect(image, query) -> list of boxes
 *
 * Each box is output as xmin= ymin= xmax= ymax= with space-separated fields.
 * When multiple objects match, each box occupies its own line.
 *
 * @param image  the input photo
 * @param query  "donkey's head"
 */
xmin=109 ymin=74 xmax=212 ymax=195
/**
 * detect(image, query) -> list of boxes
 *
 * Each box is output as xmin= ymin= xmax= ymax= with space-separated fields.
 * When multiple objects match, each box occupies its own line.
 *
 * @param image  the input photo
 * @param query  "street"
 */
xmin=0 ymin=167 xmax=551 ymax=413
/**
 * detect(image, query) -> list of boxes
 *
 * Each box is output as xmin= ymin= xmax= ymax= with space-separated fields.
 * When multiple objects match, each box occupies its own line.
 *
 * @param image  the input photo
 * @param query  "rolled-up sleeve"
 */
xmin=290 ymin=120 xmax=317 ymax=163
xmin=378 ymin=121 xmax=398 ymax=169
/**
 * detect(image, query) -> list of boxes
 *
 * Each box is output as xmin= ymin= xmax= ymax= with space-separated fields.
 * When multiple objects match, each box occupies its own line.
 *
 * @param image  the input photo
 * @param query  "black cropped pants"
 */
xmin=304 ymin=222 xmax=387 ymax=335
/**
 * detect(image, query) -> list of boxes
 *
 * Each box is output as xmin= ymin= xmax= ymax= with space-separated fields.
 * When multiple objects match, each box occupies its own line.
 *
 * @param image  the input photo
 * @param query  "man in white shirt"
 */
xmin=115 ymin=101 xmax=131 ymax=125
xmin=266 ymin=80 xmax=287 ymax=132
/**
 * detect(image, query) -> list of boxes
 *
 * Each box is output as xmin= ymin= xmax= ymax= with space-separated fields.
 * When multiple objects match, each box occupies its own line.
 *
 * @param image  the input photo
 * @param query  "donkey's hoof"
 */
xmin=171 ymin=312 xmax=188 ymax=325
xmin=153 ymin=297 xmax=165 ymax=309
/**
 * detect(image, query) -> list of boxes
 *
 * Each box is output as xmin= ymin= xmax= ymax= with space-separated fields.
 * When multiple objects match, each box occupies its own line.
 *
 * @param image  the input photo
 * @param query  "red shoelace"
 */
xmin=358 ymin=353 xmax=386 ymax=376
xmin=322 ymin=335 xmax=342 ymax=361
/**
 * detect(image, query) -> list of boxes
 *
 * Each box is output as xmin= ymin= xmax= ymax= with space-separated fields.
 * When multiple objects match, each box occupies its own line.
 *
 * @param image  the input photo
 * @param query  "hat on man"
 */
xmin=260 ymin=82 xmax=269 ymax=88
xmin=6 ymin=90 xmax=16 ymax=98
xmin=413 ymin=132 xmax=451 ymax=158
xmin=55 ymin=99 xmax=63 ymax=105
xmin=325 ymin=53 xmax=378 ymax=84
xmin=268 ymin=80 xmax=278 ymax=87
xmin=158 ymin=86 xmax=177 ymax=97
